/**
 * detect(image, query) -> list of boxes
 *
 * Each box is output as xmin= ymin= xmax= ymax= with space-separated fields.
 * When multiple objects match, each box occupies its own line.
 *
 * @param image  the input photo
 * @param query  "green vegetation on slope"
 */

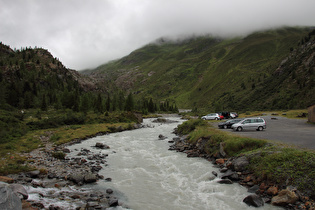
xmin=88 ymin=27 xmax=315 ymax=112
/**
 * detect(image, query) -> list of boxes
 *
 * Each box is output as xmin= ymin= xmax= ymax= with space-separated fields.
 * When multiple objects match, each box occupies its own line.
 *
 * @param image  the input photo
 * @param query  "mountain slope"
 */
xmin=0 ymin=43 xmax=98 ymax=110
xmin=86 ymin=27 xmax=315 ymax=111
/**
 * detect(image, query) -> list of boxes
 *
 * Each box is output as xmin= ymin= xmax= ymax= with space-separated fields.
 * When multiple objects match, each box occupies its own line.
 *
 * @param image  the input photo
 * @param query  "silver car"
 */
xmin=201 ymin=113 xmax=221 ymax=120
xmin=232 ymin=117 xmax=266 ymax=131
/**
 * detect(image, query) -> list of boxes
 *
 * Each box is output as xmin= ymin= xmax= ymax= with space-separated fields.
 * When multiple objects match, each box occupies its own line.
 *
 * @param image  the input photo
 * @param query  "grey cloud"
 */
xmin=1 ymin=0 xmax=314 ymax=70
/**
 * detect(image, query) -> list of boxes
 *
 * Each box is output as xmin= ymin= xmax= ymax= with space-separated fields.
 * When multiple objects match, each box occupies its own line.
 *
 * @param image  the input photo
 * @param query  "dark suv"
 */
xmin=218 ymin=119 xmax=242 ymax=129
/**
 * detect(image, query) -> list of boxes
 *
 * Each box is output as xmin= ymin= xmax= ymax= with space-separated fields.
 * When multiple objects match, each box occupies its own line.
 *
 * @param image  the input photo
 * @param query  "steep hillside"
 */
xmin=0 ymin=43 xmax=98 ymax=110
xmin=86 ymin=27 xmax=315 ymax=111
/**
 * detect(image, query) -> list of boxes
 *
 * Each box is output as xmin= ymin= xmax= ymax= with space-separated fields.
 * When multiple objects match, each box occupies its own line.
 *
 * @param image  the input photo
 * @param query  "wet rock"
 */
xmin=271 ymin=189 xmax=299 ymax=206
xmin=0 ymin=182 xmax=22 ymax=210
xmin=84 ymin=173 xmax=98 ymax=183
xmin=109 ymin=197 xmax=119 ymax=207
xmin=95 ymin=142 xmax=110 ymax=149
xmin=196 ymin=136 xmax=210 ymax=153
xmin=212 ymin=171 xmax=218 ymax=177
xmin=232 ymin=156 xmax=249 ymax=172
xmin=62 ymin=148 xmax=71 ymax=153
xmin=267 ymin=186 xmax=278 ymax=196
xmin=0 ymin=176 xmax=14 ymax=183
xmin=49 ymin=204 xmax=62 ymax=209
xmin=218 ymin=179 xmax=233 ymax=184
xmin=248 ymin=185 xmax=260 ymax=194
xmin=220 ymin=170 xmax=235 ymax=179
xmin=215 ymin=158 xmax=225 ymax=165
xmin=243 ymin=194 xmax=264 ymax=207
xmin=69 ymin=173 xmax=85 ymax=185
xmin=219 ymin=167 xmax=228 ymax=173
xmin=186 ymin=150 xmax=199 ymax=157
xmin=158 ymin=134 xmax=167 ymax=140
xmin=27 ymin=170 xmax=40 ymax=178
xmin=10 ymin=184 xmax=28 ymax=200
xmin=106 ymin=189 xmax=113 ymax=194
xmin=105 ymin=178 xmax=112 ymax=182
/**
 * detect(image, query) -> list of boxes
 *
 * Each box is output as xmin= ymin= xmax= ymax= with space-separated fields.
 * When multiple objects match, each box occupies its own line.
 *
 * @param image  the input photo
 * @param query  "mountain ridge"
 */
xmin=85 ymin=27 xmax=315 ymax=111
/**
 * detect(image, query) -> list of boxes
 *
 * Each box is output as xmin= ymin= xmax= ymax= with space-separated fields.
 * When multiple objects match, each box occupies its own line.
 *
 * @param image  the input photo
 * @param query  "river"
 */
xmin=67 ymin=117 xmax=280 ymax=210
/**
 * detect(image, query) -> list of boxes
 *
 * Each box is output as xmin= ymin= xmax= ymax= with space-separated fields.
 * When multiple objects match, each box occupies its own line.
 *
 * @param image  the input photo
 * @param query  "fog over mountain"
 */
xmin=1 ymin=0 xmax=314 ymax=70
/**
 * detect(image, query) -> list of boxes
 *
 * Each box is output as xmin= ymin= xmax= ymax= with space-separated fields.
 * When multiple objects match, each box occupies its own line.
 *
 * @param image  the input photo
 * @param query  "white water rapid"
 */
xmin=67 ymin=117 xmax=281 ymax=210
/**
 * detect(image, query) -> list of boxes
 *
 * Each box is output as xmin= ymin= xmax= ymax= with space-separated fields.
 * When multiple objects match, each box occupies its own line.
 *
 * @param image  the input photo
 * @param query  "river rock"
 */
xmin=95 ymin=142 xmax=110 ymax=149
xmin=109 ymin=198 xmax=119 ymax=207
xmin=0 ymin=182 xmax=22 ymax=210
xmin=158 ymin=134 xmax=167 ymax=140
xmin=232 ymin=156 xmax=249 ymax=172
xmin=271 ymin=189 xmax=299 ymax=206
xmin=196 ymin=136 xmax=210 ymax=153
xmin=248 ymin=185 xmax=260 ymax=194
xmin=27 ymin=170 xmax=41 ymax=178
xmin=69 ymin=173 xmax=85 ymax=185
xmin=10 ymin=184 xmax=28 ymax=200
xmin=218 ymin=179 xmax=233 ymax=184
xmin=84 ymin=173 xmax=98 ymax=183
xmin=0 ymin=176 xmax=14 ymax=183
xmin=219 ymin=142 xmax=227 ymax=157
xmin=106 ymin=188 xmax=113 ymax=194
xmin=243 ymin=194 xmax=264 ymax=207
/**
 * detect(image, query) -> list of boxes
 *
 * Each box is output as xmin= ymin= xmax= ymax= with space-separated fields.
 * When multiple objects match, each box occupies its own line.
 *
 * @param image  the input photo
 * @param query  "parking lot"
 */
xmin=213 ymin=115 xmax=315 ymax=150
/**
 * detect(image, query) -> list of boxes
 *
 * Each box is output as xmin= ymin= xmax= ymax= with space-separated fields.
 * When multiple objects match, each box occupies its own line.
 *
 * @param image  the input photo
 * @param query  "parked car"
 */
xmin=232 ymin=117 xmax=266 ymax=131
xmin=230 ymin=112 xmax=238 ymax=118
xmin=218 ymin=113 xmax=224 ymax=120
xmin=218 ymin=119 xmax=242 ymax=129
xmin=218 ymin=112 xmax=230 ymax=119
xmin=201 ymin=113 xmax=221 ymax=120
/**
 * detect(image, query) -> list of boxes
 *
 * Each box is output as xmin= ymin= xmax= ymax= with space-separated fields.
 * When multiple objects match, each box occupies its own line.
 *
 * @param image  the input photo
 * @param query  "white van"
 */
xmin=231 ymin=117 xmax=266 ymax=131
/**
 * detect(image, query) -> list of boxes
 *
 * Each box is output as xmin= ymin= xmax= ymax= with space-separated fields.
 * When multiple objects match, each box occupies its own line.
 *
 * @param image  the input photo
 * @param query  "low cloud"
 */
xmin=1 ymin=0 xmax=314 ymax=70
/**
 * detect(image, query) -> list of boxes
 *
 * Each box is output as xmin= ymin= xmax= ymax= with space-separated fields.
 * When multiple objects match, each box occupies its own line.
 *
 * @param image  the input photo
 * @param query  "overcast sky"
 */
xmin=1 ymin=0 xmax=315 ymax=70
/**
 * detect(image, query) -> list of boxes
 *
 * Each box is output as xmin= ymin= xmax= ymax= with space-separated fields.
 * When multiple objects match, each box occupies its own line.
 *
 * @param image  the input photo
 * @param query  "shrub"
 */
xmin=52 ymin=151 xmax=66 ymax=160
xmin=177 ymin=119 xmax=207 ymax=135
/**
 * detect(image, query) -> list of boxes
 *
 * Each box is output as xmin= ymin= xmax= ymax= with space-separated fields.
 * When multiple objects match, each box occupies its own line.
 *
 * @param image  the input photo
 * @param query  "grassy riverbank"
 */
xmin=177 ymin=118 xmax=315 ymax=197
xmin=0 ymin=109 xmax=141 ymax=175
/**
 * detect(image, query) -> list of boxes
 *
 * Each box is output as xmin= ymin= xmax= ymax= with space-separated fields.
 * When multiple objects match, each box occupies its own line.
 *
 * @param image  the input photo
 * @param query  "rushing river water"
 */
xmin=67 ymin=117 xmax=280 ymax=210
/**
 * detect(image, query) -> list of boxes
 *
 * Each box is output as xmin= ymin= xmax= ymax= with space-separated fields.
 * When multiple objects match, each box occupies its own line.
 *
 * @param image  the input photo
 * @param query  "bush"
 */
xmin=177 ymin=119 xmax=207 ymax=135
xmin=52 ymin=151 xmax=66 ymax=160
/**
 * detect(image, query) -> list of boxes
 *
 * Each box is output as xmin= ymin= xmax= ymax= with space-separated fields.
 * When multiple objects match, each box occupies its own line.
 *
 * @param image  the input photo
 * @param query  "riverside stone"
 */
xmin=243 ymin=194 xmax=264 ymax=207
xmin=84 ymin=173 xmax=98 ymax=183
xmin=218 ymin=179 xmax=233 ymax=184
xmin=271 ymin=189 xmax=299 ymax=206
xmin=10 ymin=184 xmax=28 ymax=200
xmin=232 ymin=156 xmax=249 ymax=172
xmin=0 ymin=182 xmax=22 ymax=210
xmin=267 ymin=186 xmax=278 ymax=196
xmin=0 ymin=176 xmax=14 ymax=183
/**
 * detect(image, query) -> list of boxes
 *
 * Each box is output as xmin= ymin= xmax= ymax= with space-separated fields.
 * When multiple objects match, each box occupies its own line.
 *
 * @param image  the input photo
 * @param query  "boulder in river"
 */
xmin=0 ymin=182 xmax=22 ymax=210
xmin=95 ymin=142 xmax=110 ymax=149
xmin=158 ymin=134 xmax=167 ymax=140
xmin=243 ymin=194 xmax=264 ymax=207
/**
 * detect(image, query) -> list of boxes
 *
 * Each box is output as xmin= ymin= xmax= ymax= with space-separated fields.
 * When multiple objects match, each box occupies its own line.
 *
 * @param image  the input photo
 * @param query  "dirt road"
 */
xmin=214 ymin=115 xmax=315 ymax=150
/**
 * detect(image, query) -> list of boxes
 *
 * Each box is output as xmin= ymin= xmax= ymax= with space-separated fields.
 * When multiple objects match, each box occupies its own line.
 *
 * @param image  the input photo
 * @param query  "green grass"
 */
xmin=178 ymin=118 xmax=315 ymax=197
xmin=0 ymin=109 xmax=140 ymax=175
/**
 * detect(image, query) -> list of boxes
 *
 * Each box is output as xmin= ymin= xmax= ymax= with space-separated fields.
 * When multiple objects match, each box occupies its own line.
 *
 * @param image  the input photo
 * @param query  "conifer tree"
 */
xmin=41 ymin=94 xmax=47 ymax=111
xmin=125 ymin=93 xmax=134 ymax=111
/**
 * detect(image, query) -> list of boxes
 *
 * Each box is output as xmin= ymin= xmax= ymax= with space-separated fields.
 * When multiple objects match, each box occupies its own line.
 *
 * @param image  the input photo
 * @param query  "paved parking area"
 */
xmin=213 ymin=115 xmax=315 ymax=150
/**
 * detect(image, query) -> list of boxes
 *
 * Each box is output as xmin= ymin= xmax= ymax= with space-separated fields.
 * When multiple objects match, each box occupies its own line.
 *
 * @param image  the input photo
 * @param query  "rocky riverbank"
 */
xmin=1 ymin=123 xmax=144 ymax=210
xmin=168 ymin=133 xmax=315 ymax=209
